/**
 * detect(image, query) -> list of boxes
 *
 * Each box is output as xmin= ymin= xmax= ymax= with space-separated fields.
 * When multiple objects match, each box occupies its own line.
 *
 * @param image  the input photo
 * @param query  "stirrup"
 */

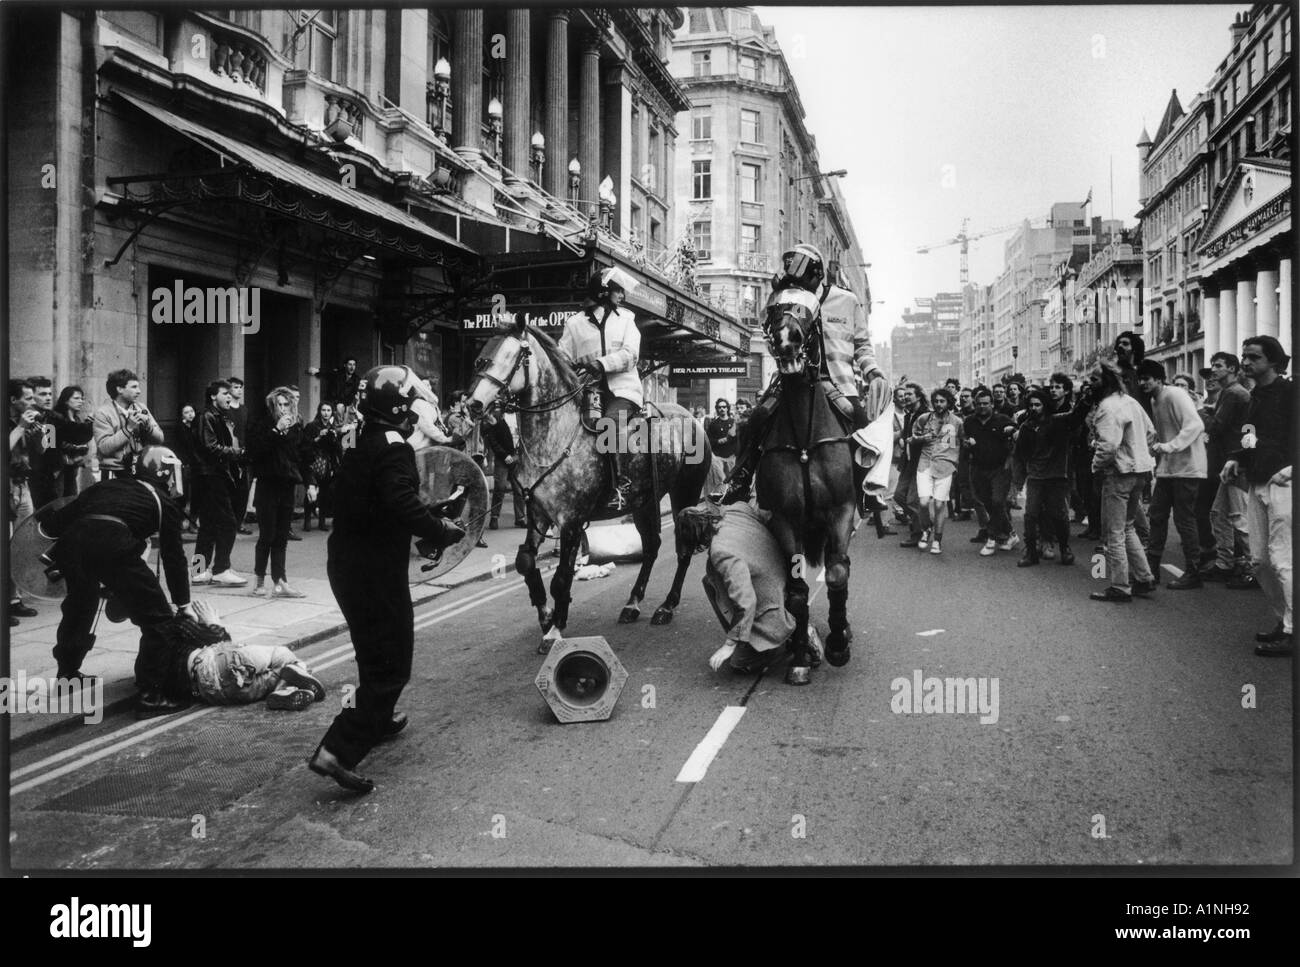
xmin=606 ymin=479 xmax=631 ymax=511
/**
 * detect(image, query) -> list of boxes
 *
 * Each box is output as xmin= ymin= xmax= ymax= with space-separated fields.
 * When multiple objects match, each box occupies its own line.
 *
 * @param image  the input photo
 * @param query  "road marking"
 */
xmin=916 ymin=629 xmax=945 ymax=637
xmin=12 ymin=564 xmax=563 ymax=797
xmin=675 ymin=706 xmax=746 ymax=783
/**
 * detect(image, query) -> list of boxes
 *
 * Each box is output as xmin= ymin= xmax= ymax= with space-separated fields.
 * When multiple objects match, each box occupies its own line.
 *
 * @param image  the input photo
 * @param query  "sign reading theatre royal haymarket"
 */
xmin=1201 ymin=190 xmax=1291 ymax=262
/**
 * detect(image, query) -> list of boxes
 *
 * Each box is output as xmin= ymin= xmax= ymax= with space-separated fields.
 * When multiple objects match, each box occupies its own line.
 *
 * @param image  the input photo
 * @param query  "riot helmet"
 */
xmin=775 ymin=243 xmax=826 ymax=293
xmin=136 ymin=445 xmax=184 ymax=498
xmin=358 ymin=365 xmax=425 ymax=433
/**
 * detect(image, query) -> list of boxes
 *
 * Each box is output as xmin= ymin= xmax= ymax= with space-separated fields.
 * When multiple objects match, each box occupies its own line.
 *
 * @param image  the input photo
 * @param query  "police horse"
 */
xmin=755 ymin=288 xmax=857 ymax=684
xmin=467 ymin=317 xmax=711 ymax=651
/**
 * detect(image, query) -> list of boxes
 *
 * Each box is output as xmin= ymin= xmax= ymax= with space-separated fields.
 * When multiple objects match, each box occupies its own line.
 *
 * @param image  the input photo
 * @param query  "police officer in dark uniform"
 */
xmin=308 ymin=365 xmax=466 ymax=793
xmin=37 ymin=445 xmax=195 ymax=718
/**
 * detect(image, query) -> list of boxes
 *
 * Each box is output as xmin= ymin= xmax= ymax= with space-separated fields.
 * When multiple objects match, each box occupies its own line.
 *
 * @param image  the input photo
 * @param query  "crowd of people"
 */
xmin=6 ymin=358 xmax=534 ymax=628
xmin=879 ymin=331 xmax=1292 ymax=656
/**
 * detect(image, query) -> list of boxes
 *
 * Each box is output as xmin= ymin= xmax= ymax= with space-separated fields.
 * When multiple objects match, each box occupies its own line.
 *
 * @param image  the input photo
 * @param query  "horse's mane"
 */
xmin=521 ymin=324 xmax=579 ymax=380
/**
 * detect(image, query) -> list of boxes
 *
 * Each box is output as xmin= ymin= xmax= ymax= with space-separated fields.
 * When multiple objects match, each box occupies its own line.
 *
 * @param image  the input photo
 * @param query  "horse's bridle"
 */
xmin=472 ymin=328 xmax=589 ymax=415
xmin=763 ymin=303 xmax=824 ymax=379
xmin=470 ymin=326 xmax=597 ymax=521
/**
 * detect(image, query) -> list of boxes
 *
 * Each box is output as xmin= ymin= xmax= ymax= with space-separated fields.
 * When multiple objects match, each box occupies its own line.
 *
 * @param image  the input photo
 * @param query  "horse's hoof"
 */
xmin=650 ymin=607 xmax=673 ymax=625
xmin=618 ymin=606 xmax=641 ymax=624
xmin=826 ymin=644 xmax=851 ymax=668
xmin=786 ymin=665 xmax=812 ymax=686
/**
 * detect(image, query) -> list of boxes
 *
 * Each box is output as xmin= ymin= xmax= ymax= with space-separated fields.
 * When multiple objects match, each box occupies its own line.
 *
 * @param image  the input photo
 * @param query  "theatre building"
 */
xmin=7 ymin=6 xmax=746 ymax=440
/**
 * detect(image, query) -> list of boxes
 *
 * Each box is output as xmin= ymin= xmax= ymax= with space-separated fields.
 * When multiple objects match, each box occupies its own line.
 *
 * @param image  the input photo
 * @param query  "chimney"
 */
xmin=1230 ymin=10 xmax=1249 ymax=47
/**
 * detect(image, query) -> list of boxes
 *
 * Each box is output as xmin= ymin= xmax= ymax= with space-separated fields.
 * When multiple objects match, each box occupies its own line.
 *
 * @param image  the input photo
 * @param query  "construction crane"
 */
xmin=916 ymin=217 xmax=1031 ymax=286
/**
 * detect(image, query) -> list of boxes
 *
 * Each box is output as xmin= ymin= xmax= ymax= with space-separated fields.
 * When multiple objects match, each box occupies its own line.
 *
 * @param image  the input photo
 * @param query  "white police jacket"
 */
xmin=558 ymin=304 xmax=643 ymax=407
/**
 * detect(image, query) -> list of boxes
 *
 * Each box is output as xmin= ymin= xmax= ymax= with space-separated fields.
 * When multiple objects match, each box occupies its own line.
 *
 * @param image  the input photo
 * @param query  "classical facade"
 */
xmin=669 ymin=5 xmax=869 ymax=407
xmin=1194 ymin=4 xmax=1292 ymax=366
xmin=7 ymin=6 xmax=745 ymax=438
xmin=1064 ymin=232 xmax=1145 ymax=376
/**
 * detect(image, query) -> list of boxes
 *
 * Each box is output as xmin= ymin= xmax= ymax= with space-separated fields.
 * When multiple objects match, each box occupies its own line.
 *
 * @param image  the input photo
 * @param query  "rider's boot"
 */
xmin=605 ymin=451 xmax=632 ymax=511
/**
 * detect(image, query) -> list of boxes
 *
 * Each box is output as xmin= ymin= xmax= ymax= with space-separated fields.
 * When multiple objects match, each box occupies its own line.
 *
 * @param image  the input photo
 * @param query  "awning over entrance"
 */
xmin=450 ymin=236 xmax=750 ymax=366
xmin=111 ymin=91 xmax=474 ymax=262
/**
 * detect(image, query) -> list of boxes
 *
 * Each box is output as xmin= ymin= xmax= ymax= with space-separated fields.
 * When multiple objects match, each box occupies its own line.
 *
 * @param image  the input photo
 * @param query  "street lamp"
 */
xmin=568 ymin=157 xmax=581 ymax=201
xmin=428 ymin=57 xmax=451 ymax=138
xmin=530 ymin=131 xmax=545 ymax=184
xmin=487 ymin=97 xmax=503 ymax=159
xmin=790 ymin=168 xmax=847 ymax=184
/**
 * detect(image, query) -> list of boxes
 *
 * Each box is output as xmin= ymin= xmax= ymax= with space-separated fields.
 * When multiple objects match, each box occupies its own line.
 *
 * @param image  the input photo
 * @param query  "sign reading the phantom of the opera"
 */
xmin=461 ymin=311 xmax=567 ymax=331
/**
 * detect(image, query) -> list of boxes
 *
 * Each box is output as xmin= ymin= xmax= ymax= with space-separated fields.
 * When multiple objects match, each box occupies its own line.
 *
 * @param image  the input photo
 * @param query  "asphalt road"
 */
xmin=8 ymin=517 xmax=1293 ymax=869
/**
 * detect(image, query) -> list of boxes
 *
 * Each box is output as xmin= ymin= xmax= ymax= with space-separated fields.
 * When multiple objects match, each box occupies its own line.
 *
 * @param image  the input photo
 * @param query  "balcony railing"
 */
xmin=737 ymin=251 xmax=771 ymax=272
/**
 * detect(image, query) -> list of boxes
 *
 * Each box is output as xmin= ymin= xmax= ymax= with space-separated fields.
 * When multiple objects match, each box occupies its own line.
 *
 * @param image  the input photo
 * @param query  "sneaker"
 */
xmin=272 ymin=582 xmax=306 ymax=599
xmin=266 ymin=686 xmax=315 ymax=711
xmin=1167 ymin=573 xmax=1203 ymax=590
xmin=211 ymin=570 xmax=249 ymax=587
xmin=9 ymin=602 xmax=37 ymax=618
xmin=980 ymin=539 xmax=997 ymax=557
xmin=1227 ymin=572 xmax=1261 ymax=591
xmin=1199 ymin=564 xmax=1235 ymax=582
xmin=1058 ymin=548 xmax=1076 ymax=566
xmin=278 ymin=663 xmax=326 ymax=702
xmin=286 ymin=530 xmax=302 ymax=542
xmin=969 ymin=530 xmax=989 ymax=544
xmin=900 ymin=538 xmax=921 ymax=548
xmin=996 ymin=534 xmax=1020 ymax=552
xmin=929 ymin=540 xmax=942 ymax=555
xmin=1254 ymin=634 xmax=1293 ymax=658
xmin=191 ymin=570 xmax=213 ymax=585
xmin=918 ymin=529 xmax=931 ymax=550
xmin=1041 ymin=543 xmax=1056 ymax=560
xmin=1089 ymin=586 xmax=1133 ymax=603
xmin=1255 ymin=621 xmax=1286 ymax=643
xmin=1131 ymin=579 xmax=1156 ymax=597
xmin=249 ymin=581 xmax=270 ymax=597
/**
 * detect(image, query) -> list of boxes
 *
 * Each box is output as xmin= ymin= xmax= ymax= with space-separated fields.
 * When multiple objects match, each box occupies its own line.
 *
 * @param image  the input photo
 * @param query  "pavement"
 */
xmin=7 ymin=509 xmax=659 ymax=745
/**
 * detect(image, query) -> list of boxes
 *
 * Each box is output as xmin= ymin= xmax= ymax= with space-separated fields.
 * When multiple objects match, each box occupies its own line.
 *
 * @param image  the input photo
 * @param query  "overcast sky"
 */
xmin=752 ymin=3 xmax=1245 ymax=343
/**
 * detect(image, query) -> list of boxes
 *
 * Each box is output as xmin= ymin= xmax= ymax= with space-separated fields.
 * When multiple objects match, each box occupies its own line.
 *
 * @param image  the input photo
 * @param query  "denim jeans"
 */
xmin=1024 ymin=478 xmax=1071 ymax=550
xmin=894 ymin=465 xmax=922 ymax=538
xmin=189 ymin=642 xmax=304 ymax=704
xmin=1100 ymin=471 xmax=1154 ymax=592
xmin=1147 ymin=477 xmax=1201 ymax=571
xmin=1246 ymin=480 xmax=1292 ymax=634
xmin=1209 ymin=479 xmax=1250 ymax=571
xmin=970 ymin=466 xmax=1011 ymax=541
xmin=7 ymin=479 xmax=34 ymax=603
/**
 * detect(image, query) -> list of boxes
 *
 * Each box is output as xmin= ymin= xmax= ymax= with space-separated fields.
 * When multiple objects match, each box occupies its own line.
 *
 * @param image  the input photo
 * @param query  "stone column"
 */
xmin=453 ymin=9 xmax=483 ymax=154
xmin=1255 ymin=263 xmax=1279 ymax=340
xmin=1236 ymin=274 xmax=1256 ymax=342
xmin=1218 ymin=279 xmax=1237 ymax=354
xmin=1201 ymin=293 xmax=1219 ymax=362
xmin=545 ymin=10 xmax=569 ymax=198
xmin=1279 ymin=257 xmax=1292 ymax=356
xmin=503 ymin=9 xmax=530 ymax=175
xmin=578 ymin=33 xmax=601 ymax=208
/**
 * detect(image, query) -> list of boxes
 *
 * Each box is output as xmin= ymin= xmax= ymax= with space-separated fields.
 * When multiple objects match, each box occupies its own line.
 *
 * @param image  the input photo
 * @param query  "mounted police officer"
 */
xmin=37 ymin=444 xmax=195 ymax=718
xmin=559 ymin=266 xmax=642 ymax=511
xmin=721 ymin=244 xmax=885 ymax=512
xmin=308 ymin=365 xmax=466 ymax=793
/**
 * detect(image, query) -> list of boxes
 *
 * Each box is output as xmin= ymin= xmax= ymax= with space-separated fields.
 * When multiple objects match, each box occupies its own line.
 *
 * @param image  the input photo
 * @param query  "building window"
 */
xmin=650 ymin=217 xmax=662 ymax=249
xmin=1247 ymin=55 xmax=1255 ymax=90
xmin=1280 ymin=86 xmax=1291 ymax=128
xmin=647 ymin=126 xmax=660 ymax=192
xmin=741 ymin=283 xmax=760 ymax=318
xmin=692 ymin=50 xmax=712 ymax=77
xmin=740 ymin=223 xmax=761 ymax=253
xmin=692 ymin=220 xmax=712 ymax=258
xmin=692 ymin=108 xmax=711 ymax=140
xmin=738 ymin=52 xmax=762 ymax=81
xmin=1264 ymin=34 xmax=1273 ymax=71
xmin=292 ymin=9 xmax=337 ymax=82
xmin=740 ymin=108 xmax=762 ymax=144
xmin=692 ymin=160 xmax=712 ymax=199
xmin=1166 ymin=243 xmax=1177 ymax=282
xmin=740 ymin=163 xmax=761 ymax=203
xmin=1232 ymin=72 xmax=1240 ymax=107
xmin=103 ymin=10 xmax=162 ymax=47
xmin=631 ymin=104 xmax=642 ymax=180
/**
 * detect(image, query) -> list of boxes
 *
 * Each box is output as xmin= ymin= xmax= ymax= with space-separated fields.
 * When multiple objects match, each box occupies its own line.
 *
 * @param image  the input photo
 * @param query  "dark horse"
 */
xmin=467 ymin=318 xmax=712 ymax=652
xmin=756 ymin=290 xmax=857 ymax=685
